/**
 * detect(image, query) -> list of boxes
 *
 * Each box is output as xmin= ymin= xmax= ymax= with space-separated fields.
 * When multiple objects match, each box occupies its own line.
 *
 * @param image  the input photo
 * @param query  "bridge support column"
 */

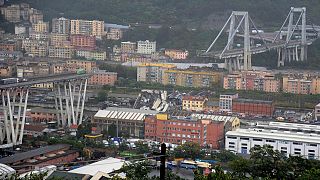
xmin=0 ymin=88 xmax=29 ymax=146
xmin=54 ymin=79 xmax=88 ymax=127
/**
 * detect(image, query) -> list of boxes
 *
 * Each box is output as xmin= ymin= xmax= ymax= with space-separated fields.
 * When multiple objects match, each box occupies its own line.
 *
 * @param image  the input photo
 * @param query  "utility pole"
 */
xmin=160 ymin=143 xmax=166 ymax=180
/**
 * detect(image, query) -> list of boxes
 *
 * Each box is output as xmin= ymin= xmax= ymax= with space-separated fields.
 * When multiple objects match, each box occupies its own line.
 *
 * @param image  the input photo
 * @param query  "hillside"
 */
xmin=12 ymin=0 xmax=320 ymax=69
xmin=15 ymin=0 xmax=320 ymax=29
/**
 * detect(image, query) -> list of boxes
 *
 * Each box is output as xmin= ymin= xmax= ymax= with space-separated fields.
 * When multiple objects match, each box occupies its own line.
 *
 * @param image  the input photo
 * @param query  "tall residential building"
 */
xmin=31 ymin=21 xmax=49 ymax=33
xmin=223 ymin=73 xmax=243 ymax=90
xmin=163 ymin=69 xmax=221 ymax=88
xmin=263 ymin=75 xmax=280 ymax=93
xmin=137 ymin=63 xmax=176 ymax=83
xmin=311 ymin=76 xmax=320 ymax=94
xmin=219 ymin=93 xmax=239 ymax=112
xmin=120 ymin=41 xmax=136 ymax=53
xmin=52 ymin=17 xmax=70 ymax=34
xmin=137 ymin=40 xmax=156 ymax=54
xmin=70 ymin=34 xmax=96 ymax=50
xmin=282 ymin=75 xmax=312 ymax=94
xmin=70 ymin=19 xmax=104 ymax=37
xmin=2 ymin=5 xmax=21 ymax=23
xmin=29 ymin=9 xmax=43 ymax=24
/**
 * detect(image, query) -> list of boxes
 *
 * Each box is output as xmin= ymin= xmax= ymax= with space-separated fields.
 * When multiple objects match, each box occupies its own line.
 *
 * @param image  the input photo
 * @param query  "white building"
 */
xmin=219 ymin=93 xmax=238 ymax=112
xmin=226 ymin=128 xmax=320 ymax=159
xmin=137 ymin=40 xmax=156 ymax=54
xmin=315 ymin=103 xmax=320 ymax=121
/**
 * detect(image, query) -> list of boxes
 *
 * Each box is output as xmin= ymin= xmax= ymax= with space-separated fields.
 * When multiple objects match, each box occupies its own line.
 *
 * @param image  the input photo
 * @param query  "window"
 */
xmin=229 ymin=145 xmax=235 ymax=148
xmin=294 ymin=148 xmax=301 ymax=151
xmin=229 ymin=142 xmax=235 ymax=145
xmin=293 ymin=142 xmax=303 ymax=145
xmin=241 ymin=143 xmax=247 ymax=146
xmin=253 ymin=138 xmax=262 ymax=141
xmin=266 ymin=139 xmax=275 ymax=143
xmin=227 ymin=136 xmax=237 ymax=139
xmin=240 ymin=137 xmax=249 ymax=141
xmin=308 ymin=144 xmax=317 ymax=147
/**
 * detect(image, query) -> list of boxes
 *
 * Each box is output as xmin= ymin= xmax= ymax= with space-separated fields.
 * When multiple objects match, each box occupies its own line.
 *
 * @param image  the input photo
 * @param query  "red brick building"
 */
xmin=232 ymin=98 xmax=274 ymax=116
xmin=70 ymin=34 xmax=96 ymax=50
xmin=88 ymin=70 xmax=117 ymax=86
xmin=144 ymin=114 xmax=225 ymax=149
xmin=0 ymin=144 xmax=79 ymax=173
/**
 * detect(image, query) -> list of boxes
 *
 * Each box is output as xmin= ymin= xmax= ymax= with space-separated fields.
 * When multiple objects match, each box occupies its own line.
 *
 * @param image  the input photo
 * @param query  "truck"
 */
xmin=0 ymin=78 xmax=19 ymax=85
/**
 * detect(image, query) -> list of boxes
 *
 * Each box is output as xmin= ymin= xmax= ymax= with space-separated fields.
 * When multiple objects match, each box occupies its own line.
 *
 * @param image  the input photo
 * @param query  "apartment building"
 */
xmin=137 ymin=63 xmax=176 ymax=83
xmin=263 ymin=75 xmax=280 ymax=93
xmin=48 ymin=46 xmax=74 ymax=59
xmin=163 ymin=69 xmax=221 ymax=88
xmin=226 ymin=127 xmax=320 ymax=159
xmin=52 ymin=17 xmax=70 ymax=34
xmin=76 ymin=49 xmax=106 ymax=60
xmin=164 ymin=49 xmax=189 ymax=60
xmin=70 ymin=34 xmax=96 ymax=50
xmin=50 ymin=33 xmax=70 ymax=46
xmin=22 ymin=39 xmax=48 ymax=57
xmin=66 ymin=59 xmax=97 ymax=72
xmin=182 ymin=95 xmax=208 ymax=112
xmin=282 ymin=75 xmax=312 ymax=94
xmin=223 ymin=73 xmax=243 ymax=90
xmin=29 ymin=32 xmax=49 ymax=40
xmin=0 ymin=41 xmax=16 ymax=51
xmin=137 ymin=40 xmax=156 ymax=54
xmin=2 ymin=5 xmax=21 ymax=23
xmin=0 ymin=62 xmax=15 ymax=77
xmin=120 ymin=41 xmax=136 ymax=53
xmin=106 ymin=28 xmax=123 ymax=40
xmin=70 ymin=19 xmax=104 ymax=37
xmin=29 ymin=8 xmax=43 ymax=23
xmin=219 ymin=93 xmax=239 ymax=112
xmin=89 ymin=70 xmax=117 ymax=86
xmin=31 ymin=21 xmax=49 ymax=33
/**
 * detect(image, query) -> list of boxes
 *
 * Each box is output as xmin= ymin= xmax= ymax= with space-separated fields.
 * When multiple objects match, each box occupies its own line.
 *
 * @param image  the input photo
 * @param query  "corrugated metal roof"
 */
xmin=94 ymin=108 xmax=157 ymax=121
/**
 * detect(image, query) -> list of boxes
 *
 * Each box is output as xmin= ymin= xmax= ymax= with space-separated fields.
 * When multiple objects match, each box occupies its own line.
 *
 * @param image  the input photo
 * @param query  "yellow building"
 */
xmin=70 ymin=19 xmax=104 ymax=37
xmin=137 ymin=63 xmax=176 ymax=83
xmin=282 ymin=75 xmax=312 ymax=94
xmin=163 ymin=69 xmax=221 ymax=88
xmin=182 ymin=95 xmax=208 ymax=112
xmin=32 ymin=21 xmax=49 ymax=33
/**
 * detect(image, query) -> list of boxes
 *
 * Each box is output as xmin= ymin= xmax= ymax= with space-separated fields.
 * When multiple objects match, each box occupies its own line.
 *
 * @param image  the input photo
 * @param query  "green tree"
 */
xmin=135 ymin=141 xmax=149 ymax=154
xmin=77 ymin=122 xmax=92 ymax=138
xmin=119 ymin=161 xmax=152 ymax=180
xmin=173 ymin=142 xmax=202 ymax=160
xmin=297 ymin=168 xmax=320 ymax=180
xmin=97 ymin=90 xmax=108 ymax=102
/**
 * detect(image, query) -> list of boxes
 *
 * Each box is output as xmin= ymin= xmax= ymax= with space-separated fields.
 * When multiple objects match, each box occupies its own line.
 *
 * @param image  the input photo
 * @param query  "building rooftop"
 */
xmin=0 ymin=144 xmax=70 ymax=164
xmin=192 ymin=114 xmax=239 ymax=123
xmin=94 ymin=107 xmax=158 ymax=121
xmin=0 ymin=163 xmax=15 ymax=178
xmin=233 ymin=98 xmax=273 ymax=104
xmin=69 ymin=157 xmax=126 ymax=176
xmin=182 ymin=95 xmax=206 ymax=101
xmin=138 ymin=63 xmax=176 ymax=68
xmin=257 ymin=122 xmax=320 ymax=133
xmin=30 ymin=107 xmax=57 ymax=114
xmin=226 ymin=128 xmax=320 ymax=144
